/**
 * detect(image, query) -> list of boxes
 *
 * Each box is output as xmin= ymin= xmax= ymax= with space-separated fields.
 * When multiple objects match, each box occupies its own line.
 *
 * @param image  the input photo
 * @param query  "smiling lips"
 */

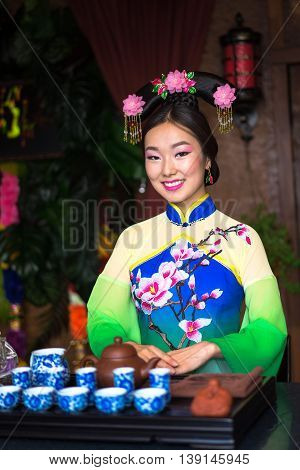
xmin=162 ymin=179 xmax=185 ymax=191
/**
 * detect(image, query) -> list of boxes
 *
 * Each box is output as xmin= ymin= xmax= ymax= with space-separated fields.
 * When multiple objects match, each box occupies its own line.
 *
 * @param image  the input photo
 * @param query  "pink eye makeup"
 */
xmin=145 ymin=144 xmax=193 ymax=160
xmin=145 ymin=149 xmax=160 ymax=159
xmin=175 ymin=145 xmax=193 ymax=153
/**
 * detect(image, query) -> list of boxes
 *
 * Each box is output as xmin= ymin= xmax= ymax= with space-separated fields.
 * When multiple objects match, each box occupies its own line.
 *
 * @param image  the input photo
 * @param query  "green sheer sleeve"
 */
xmin=210 ymin=276 xmax=287 ymax=375
xmin=87 ymin=228 xmax=141 ymax=357
xmin=209 ymin=225 xmax=288 ymax=376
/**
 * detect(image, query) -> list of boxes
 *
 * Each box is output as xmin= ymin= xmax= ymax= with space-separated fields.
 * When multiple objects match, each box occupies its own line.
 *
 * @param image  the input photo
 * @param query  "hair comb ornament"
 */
xmin=122 ymin=70 xmax=237 ymax=145
xmin=151 ymin=70 xmax=197 ymax=99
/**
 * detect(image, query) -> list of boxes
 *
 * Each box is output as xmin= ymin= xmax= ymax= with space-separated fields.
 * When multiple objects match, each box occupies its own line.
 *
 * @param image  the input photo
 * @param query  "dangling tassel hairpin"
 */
xmin=216 ymin=105 xmax=233 ymax=133
xmin=213 ymin=84 xmax=236 ymax=134
xmin=123 ymin=94 xmax=145 ymax=145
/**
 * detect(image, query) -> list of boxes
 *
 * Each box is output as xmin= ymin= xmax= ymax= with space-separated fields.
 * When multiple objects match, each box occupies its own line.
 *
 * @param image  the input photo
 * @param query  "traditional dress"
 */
xmin=87 ymin=192 xmax=287 ymax=376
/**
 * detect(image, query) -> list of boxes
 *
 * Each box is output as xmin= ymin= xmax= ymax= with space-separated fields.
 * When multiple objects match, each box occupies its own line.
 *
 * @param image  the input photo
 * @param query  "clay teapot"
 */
xmin=80 ymin=337 xmax=160 ymax=387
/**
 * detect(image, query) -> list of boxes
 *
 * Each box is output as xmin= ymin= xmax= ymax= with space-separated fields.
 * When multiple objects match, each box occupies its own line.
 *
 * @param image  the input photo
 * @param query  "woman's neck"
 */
xmin=175 ymin=188 xmax=208 ymax=215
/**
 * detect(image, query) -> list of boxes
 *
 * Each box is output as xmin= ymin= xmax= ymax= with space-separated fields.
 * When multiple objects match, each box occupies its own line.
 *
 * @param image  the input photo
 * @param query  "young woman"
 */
xmin=87 ymin=71 xmax=287 ymax=376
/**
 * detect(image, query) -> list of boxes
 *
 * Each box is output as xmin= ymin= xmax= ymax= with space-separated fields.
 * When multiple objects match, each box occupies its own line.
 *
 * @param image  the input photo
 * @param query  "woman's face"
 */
xmin=144 ymin=121 xmax=210 ymax=210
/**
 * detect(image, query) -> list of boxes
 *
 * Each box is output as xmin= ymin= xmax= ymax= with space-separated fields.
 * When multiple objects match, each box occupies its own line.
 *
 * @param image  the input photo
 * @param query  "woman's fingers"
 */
xmin=173 ymin=356 xmax=200 ymax=375
xmin=148 ymin=345 xmax=178 ymax=367
xmin=173 ymin=363 xmax=190 ymax=375
xmin=156 ymin=359 xmax=176 ymax=374
xmin=173 ymin=345 xmax=215 ymax=375
xmin=136 ymin=345 xmax=178 ymax=373
xmin=137 ymin=349 xmax=154 ymax=362
xmin=137 ymin=341 xmax=217 ymax=375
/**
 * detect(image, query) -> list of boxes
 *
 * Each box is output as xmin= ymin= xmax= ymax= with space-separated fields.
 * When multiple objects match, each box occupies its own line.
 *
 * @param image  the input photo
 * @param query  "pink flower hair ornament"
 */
xmin=122 ymin=71 xmax=237 ymax=144
xmin=151 ymin=70 xmax=196 ymax=99
xmin=213 ymin=83 xmax=236 ymax=134
xmin=123 ymin=94 xmax=145 ymax=116
xmin=122 ymin=94 xmax=145 ymax=145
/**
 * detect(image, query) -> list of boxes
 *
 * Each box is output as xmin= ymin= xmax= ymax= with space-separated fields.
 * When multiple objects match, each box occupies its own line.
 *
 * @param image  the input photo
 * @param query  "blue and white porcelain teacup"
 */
xmin=30 ymin=348 xmax=69 ymax=386
xmin=11 ymin=367 xmax=32 ymax=390
xmin=37 ymin=366 xmax=66 ymax=392
xmin=94 ymin=387 xmax=127 ymax=414
xmin=23 ymin=386 xmax=55 ymax=411
xmin=149 ymin=368 xmax=171 ymax=402
xmin=113 ymin=367 xmax=135 ymax=407
xmin=0 ymin=385 xmax=21 ymax=411
xmin=133 ymin=388 xmax=167 ymax=415
xmin=57 ymin=386 xmax=89 ymax=413
xmin=75 ymin=367 xmax=97 ymax=405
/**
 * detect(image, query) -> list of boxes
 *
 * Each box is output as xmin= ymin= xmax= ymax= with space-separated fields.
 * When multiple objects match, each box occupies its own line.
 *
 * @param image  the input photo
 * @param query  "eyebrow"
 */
xmin=145 ymin=141 xmax=191 ymax=151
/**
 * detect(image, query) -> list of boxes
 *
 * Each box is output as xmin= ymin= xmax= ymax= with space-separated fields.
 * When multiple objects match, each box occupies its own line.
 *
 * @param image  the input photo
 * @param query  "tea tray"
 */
xmin=0 ymin=375 xmax=276 ymax=449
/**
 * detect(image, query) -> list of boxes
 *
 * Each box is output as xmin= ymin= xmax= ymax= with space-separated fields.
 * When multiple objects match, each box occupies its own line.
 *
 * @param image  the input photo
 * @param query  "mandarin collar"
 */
xmin=166 ymin=192 xmax=216 ymax=226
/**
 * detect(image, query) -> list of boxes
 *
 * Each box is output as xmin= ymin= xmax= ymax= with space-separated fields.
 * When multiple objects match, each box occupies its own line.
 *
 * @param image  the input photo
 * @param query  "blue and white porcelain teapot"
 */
xmin=30 ymin=347 xmax=70 ymax=385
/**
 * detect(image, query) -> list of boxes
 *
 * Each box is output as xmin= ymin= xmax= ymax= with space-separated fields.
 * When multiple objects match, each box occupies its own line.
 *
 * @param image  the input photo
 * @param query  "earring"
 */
xmin=205 ymin=167 xmax=213 ymax=185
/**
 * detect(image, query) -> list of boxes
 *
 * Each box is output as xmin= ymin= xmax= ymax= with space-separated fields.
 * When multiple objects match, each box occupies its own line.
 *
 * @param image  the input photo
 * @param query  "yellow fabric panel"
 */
xmin=237 ymin=226 xmax=274 ymax=290
xmin=99 ymin=227 xmax=133 ymax=284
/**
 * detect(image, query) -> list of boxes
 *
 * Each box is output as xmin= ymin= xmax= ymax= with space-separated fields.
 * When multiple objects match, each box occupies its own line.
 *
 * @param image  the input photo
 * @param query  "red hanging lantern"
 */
xmin=221 ymin=13 xmax=261 ymax=95
xmin=220 ymin=13 xmax=262 ymax=140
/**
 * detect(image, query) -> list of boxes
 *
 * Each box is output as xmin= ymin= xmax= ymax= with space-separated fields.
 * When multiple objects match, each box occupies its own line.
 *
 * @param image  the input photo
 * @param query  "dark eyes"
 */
xmin=146 ymin=156 xmax=160 ymax=160
xmin=146 ymin=152 xmax=189 ymax=160
xmin=176 ymin=152 xmax=189 ymax=158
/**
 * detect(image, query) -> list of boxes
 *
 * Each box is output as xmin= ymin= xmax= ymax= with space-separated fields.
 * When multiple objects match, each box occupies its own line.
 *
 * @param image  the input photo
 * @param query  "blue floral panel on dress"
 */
xmin=130 ymin=238 xmax=244 ymax=351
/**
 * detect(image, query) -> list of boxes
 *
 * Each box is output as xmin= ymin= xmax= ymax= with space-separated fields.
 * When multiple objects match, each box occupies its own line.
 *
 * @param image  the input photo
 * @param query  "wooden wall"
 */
xmin=200 ymin=0 xmax=300 ymax=380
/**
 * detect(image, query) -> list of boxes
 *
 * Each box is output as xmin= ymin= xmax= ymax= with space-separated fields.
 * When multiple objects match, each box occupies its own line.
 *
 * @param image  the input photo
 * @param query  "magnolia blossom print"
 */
xmin=130 ymin=224 xmax=250 ymax=350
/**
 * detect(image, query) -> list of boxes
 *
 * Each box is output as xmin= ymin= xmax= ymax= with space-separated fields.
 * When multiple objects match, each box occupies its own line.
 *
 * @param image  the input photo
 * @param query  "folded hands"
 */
xmin=126 ymin=341 xmax=222 ymax=375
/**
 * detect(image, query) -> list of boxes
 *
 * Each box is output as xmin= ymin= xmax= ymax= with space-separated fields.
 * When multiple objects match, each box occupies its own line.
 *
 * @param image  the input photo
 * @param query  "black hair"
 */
xmin=142 ymin=94 xmax=219 ymax=186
